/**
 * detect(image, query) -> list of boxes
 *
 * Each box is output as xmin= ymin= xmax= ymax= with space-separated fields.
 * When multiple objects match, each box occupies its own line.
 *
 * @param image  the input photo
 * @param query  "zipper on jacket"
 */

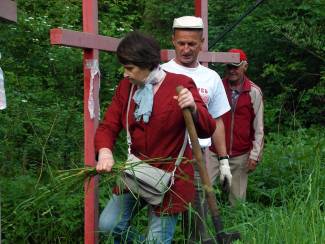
xmin=229 ymin=91 xmax=240 ymax=155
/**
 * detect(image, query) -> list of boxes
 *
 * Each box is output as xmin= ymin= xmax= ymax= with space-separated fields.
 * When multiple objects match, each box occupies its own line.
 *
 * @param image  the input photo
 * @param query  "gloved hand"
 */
xmin=219 ymin=158 xmax=232 ymax=188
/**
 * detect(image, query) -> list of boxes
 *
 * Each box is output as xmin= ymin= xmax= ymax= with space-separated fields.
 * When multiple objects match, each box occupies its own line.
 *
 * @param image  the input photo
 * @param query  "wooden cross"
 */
xmin=50 ymin=0 xmax=239 ymax=243
xmin=0 ymin=0 xmax=17 ymax=23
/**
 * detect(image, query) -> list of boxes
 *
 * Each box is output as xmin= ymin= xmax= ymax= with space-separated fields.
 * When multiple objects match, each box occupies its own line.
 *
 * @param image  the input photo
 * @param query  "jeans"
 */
xmin=99 ymin=193 xmax=179 ymax=243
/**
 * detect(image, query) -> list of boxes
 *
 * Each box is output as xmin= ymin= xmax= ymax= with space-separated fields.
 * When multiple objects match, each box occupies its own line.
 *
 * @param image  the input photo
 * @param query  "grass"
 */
xmin=1 ymin=127 xmax=324 ymax=243
xmin=214 ymin=128 xmax=324 ymax=244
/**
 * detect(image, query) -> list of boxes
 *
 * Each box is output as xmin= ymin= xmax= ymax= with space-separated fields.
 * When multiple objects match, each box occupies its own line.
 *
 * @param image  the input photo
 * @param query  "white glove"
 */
xmin=219 ymin=158 xmax=232 ymax=187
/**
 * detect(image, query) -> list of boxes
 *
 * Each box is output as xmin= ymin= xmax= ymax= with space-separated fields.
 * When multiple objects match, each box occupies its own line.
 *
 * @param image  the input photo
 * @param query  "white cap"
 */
xmin=172 ymin=16 xmax=204 ymax=29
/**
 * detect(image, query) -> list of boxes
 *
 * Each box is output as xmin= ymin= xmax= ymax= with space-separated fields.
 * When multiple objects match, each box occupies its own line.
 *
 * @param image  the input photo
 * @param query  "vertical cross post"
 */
xmin=51 ymin=2 xmax=120 ymax=243
xmin=195 ymin=0 xmax=208 ymax=66
xmin=82 ymin=0 xmax=99 ymax=243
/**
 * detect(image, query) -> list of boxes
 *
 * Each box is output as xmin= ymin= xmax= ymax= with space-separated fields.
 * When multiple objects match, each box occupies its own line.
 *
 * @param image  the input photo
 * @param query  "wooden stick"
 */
xmin=176 ymin=86 xmax=240 ymax=244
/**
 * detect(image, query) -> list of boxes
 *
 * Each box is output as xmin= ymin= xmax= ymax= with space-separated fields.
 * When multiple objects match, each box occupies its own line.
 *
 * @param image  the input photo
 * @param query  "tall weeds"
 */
xmin=1 ymin=127 xmax=324 ymax=243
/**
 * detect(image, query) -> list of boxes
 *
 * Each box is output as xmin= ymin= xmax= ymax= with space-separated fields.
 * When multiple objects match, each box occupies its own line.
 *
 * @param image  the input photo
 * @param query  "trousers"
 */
xmin=99 ymin=193 xmax=179 ymax=243
xmin=206 ymin=150 xmax=249 ymax=206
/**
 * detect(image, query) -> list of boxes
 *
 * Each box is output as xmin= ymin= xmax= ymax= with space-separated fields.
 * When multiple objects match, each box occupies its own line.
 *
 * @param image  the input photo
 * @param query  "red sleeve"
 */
xmin=183 ymin=77 xmax=216 ymax=138
xmin=94 ymin=79 xmax=129 ymax=152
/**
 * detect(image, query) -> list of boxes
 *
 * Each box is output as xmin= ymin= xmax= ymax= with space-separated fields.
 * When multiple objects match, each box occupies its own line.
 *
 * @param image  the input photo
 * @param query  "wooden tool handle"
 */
xmin=176 ymin=85 xmax=220 ymax=213
xmin=177 ymin=86 xmax=241 ymax=243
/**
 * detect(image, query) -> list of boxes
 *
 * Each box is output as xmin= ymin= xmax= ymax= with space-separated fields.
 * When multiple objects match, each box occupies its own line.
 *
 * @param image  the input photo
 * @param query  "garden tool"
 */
xmin=177 ymin=86 xmax=240 ymax=244
xmin=221 ymin=178 xmax=230 ymax=195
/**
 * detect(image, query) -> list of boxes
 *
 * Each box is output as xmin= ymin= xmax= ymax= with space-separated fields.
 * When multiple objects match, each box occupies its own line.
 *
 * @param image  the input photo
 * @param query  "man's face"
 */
xmin=226 ymin=62 xmax=248 ymax=85
xmin=172 ymin=29 xmax=204 ymax=68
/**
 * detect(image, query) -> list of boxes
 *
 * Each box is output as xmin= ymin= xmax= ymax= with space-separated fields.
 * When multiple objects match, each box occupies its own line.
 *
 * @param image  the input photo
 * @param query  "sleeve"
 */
xmin=94 ymin=81 xmax=127 ymax=152
xmin=208 ymin=73 xmax=230 ymax=118
xmin=249 ymin=85 xmax=264 ymax=161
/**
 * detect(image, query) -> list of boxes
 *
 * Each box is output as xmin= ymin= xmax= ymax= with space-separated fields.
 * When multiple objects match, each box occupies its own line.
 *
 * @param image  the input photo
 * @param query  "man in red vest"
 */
xmin=207 ymin=48 xmax=264 ymax=206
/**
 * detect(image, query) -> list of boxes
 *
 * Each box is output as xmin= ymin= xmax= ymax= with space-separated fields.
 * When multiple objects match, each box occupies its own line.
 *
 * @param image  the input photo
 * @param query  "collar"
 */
xmin=171 ymin=59 xmax=200 ymax=71
xmin=223 ymin=75 xmax=251 ymax=92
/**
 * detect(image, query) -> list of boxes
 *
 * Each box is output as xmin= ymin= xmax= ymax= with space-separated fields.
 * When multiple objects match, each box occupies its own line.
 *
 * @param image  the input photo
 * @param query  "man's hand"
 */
xmin=96 ymin=148 xmax=115 ymax=173
xmin=246 ymin=158 xmax=258 ymax=173
xmin=219 ymin=158 xmax=232 ymax=187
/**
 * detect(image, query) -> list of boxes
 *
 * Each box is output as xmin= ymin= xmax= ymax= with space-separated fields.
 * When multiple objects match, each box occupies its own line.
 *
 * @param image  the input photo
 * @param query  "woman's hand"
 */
xmin=174 ymin=87 xmax=197 ymax=113
xmin=96 ymin=148 xmax=115 ymax=173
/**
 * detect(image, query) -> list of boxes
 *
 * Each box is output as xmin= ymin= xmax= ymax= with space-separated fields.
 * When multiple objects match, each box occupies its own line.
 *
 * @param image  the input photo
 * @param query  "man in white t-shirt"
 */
xmin=162 ymin=16 xmax=232 ymax=242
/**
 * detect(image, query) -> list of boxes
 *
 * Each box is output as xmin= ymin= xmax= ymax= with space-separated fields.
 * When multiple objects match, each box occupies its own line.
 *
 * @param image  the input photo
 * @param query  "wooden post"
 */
xmin=82 ymin=1 xmax=99 ymax=243
xmin=195 ymin=0 xmax=209 ymax=66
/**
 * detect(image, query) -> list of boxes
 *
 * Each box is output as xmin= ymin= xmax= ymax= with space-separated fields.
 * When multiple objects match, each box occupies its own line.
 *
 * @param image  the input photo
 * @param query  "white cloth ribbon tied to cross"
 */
xmin=86 ymin=59 xmax=100 ymax=119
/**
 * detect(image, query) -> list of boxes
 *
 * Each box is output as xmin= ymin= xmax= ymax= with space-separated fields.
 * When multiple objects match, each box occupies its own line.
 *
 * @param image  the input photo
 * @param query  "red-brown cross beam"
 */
xmin=50 ymin=0 xmax=239 ymax=243
xmin=0 ymin=0 xmax=17 ymax=23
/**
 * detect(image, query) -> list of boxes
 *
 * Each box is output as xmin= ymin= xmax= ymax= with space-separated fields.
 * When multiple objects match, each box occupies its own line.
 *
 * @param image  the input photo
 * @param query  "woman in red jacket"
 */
xmin=95 ymin=31 xmax=216 ymax=243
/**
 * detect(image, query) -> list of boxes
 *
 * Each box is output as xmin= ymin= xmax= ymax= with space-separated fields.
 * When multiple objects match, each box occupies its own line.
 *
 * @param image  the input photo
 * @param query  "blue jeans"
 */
xmin=99 ymin=193 xmax=179 ymax=243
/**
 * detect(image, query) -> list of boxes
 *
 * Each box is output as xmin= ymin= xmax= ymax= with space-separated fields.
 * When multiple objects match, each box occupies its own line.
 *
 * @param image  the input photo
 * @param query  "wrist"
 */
xmin=218 ymin=155 xmax=229 ymax=161
xmin=99 ymin=148 xmax=113 ymax=159
xmin=249 ymin=157 xmax=259 ymax=164
xmin=99 ymin=148 xmax=112 ymax=153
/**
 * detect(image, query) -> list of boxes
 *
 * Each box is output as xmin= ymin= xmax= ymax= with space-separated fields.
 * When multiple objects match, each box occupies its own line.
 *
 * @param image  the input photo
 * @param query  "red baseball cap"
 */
xmin=228 ymin=48 xmax=248 ymax=66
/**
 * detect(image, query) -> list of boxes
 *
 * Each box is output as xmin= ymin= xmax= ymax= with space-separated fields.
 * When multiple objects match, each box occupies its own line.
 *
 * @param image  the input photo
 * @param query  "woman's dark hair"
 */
xmin=116 ymin=31 xmax=161 ymax=70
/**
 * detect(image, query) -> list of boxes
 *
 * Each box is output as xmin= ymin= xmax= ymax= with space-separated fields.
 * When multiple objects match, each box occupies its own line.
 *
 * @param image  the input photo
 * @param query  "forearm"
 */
xmin=250 ymin=95 xmax=264 ymax=161
xmin=211 ymin=117 xmax=227 ymax=157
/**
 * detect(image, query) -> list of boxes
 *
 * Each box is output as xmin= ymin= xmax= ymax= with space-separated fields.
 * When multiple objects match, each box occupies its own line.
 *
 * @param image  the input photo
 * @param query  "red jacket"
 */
xmin=216 ymin=75 xmax=264 ymax=161
xmin=95 ymin=72 xmax=216 ymax=214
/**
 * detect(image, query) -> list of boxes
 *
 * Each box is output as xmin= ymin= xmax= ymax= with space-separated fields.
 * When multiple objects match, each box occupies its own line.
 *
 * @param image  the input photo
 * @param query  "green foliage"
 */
xmin=1 ymin=174 xmax=84 ymax=243
xmin=227 ymin=127 xmax=325 ymax=244
xmin=142 ymin=0 xmax=194 ymax=47
xmin=248 ymin=127 xmax=324 ymax=205
xmin=207 ymin=0 xmax=324 ymax=130
xmin=99 ymin=0 xmax=145 ymax=37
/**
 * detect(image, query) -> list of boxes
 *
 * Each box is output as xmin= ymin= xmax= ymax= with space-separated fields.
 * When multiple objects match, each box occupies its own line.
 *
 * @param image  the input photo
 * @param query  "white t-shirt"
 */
xmin=162 ymin=59 xmax=230 ymax=147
